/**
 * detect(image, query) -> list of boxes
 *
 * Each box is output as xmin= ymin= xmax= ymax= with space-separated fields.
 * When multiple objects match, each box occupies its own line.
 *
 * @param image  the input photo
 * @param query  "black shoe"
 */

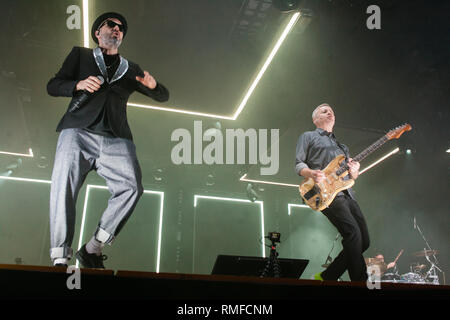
xmin=75 ymin=244 xmax=107 ymax=269
xmin=54 ymin=263 xmax=68 ymax=267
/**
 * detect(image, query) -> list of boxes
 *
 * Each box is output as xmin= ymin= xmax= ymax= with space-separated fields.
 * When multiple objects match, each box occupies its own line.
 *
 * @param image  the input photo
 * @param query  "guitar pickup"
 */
xmin=304 ymin=185 xmax=321 ymax=200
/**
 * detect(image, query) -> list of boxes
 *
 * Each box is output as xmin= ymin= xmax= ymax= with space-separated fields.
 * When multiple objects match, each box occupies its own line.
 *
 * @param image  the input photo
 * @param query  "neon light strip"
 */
xmin=239 ymin=173 xmax=299 ymax=188
xmin=123 ymin=12 xmax=301 ymax=120
xmin=359 ymin=147 xmax=399 ymax=175
xmin=0 ymin=174 xmax=49 ymax=184
xmin=239 ymin=148 xmax=400 ymax=188
xmin=155 ymin=192 xmax=165 ymax=273
xmin=232 ymin=12 xmax=301 ymax=120
xmin=76 ymin=185 xmax=165 ymax=272
xmin=127 ymin=103 xmax=234 ymax=120
xmin=83 ymin=0 xmax=89 ymax=48
xmin=0 ymin=148 xmax=34 ymax=158
xmin=194 ymin=195 xmax=265 ymax=258
xmin=288 ymin=203 xmax=310 ymax=216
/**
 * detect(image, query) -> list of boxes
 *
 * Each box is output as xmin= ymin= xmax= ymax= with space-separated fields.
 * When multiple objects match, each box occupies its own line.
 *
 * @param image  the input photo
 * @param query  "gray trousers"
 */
xmin=49 ymin=128 xmax=143 ymax=261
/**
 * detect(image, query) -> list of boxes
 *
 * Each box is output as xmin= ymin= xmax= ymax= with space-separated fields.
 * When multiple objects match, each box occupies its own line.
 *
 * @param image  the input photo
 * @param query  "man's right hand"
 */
xmin=310 ymin=170 xmax=326 ymax=184
xmin=76 ymin=76 xmax=102 ymax=93
xmin=301 ymin=168 xmax=326 ymax=184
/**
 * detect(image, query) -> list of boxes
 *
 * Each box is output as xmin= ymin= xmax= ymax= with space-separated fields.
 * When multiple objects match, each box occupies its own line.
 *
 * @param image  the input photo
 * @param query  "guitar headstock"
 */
xmin=386 ymin=123 xmax=412 ymax=140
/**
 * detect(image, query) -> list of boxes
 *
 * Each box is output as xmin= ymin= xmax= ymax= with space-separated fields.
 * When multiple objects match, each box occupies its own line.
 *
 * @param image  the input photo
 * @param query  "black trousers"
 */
xmin=321 ymin=194 xmax=370 ymax=281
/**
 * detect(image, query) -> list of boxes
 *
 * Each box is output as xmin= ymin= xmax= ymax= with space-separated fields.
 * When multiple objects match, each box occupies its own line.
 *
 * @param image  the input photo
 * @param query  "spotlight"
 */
xmin=446 ymin=148 xmax=450 ymax=153
xmin=0 ymin=170 xmax=13 ymax=178
xmin=5 ymin=158 xmax=22 ymax=171
xmin=205 ymin=173 xmax=215 ymax=186
xmin=37 ymin=156 xmax=49 ymax=169
xmin=204 ymin=121 xmax=222 ymax=138
xmin=273 ymin=0 xmax=302 ymax=12
xmin=403 ymin=146 xmax=415 ymax=155
xmin=152 ymin=168 xmax=165 ymax=182
xmin=246 ymin=183 xmax=259 ymax=202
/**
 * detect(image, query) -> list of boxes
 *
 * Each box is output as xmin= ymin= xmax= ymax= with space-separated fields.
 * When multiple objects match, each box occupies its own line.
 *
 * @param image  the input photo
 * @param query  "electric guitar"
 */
xmin=299 ymin=124 xmax=412 ymax=211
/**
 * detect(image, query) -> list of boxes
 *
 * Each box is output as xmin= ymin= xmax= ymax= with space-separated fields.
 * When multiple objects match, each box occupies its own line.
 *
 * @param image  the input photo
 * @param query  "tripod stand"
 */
xmin=260 ymin=241 xmax=281 ymax=278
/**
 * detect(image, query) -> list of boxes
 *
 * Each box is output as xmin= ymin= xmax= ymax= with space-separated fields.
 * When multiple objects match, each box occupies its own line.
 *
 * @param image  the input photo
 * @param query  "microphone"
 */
xmin=69 ymin=75 xmax=104 ymax=113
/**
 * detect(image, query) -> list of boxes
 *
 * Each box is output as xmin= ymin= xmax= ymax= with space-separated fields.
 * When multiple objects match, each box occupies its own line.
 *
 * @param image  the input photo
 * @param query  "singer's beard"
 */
xmin=100 ymin=32 xmax=122 ymax=49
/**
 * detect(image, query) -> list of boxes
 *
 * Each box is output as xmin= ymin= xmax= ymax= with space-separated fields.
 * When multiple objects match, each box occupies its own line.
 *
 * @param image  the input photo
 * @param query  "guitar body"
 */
xmin=299 ymin=155 xmax=354 ymax=211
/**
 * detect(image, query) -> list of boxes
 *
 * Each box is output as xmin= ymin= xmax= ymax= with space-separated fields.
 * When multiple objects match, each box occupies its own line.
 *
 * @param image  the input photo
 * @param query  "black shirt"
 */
xmin=85 ymin=52 xmax=120 ymax=137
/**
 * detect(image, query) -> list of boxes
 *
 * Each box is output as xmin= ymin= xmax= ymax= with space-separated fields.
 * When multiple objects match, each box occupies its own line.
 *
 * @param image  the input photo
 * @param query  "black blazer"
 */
xmin=47 ymin=46 xmax=169 ymax=140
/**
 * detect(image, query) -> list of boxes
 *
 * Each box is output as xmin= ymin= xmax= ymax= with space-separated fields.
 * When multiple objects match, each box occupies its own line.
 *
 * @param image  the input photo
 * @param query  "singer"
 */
xmin=46 ymin=12 xmax=169 ymax=268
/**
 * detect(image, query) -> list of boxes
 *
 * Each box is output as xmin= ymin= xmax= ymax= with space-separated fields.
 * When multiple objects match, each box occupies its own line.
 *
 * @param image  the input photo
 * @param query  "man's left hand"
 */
xmin=347 ymin=158 xmax=360 ymax=179
xmin=136 ymin=70 xmax=157 ymax=89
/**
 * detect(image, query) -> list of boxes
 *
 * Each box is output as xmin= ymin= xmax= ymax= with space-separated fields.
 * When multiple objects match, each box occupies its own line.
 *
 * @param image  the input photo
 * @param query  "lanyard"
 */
xmin=93 ymin=47 xmax=129 ymax=84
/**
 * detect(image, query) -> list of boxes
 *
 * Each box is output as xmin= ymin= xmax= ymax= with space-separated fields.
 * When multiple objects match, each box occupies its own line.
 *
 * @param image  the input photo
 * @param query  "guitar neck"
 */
xmin=336 ymin=135 xmax=389 ymax=175
xmin=353 ymin=135 xmax=389 ymax=163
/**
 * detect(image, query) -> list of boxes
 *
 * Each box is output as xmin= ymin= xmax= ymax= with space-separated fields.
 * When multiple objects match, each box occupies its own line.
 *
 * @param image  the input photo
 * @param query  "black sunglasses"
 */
xmin=98 ymin=19 xmax=124 ymax=32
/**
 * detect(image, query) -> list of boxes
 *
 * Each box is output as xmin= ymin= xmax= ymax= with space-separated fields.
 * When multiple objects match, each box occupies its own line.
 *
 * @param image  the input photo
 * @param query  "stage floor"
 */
xmin=1 ymin=264 xmax=449 ymax=301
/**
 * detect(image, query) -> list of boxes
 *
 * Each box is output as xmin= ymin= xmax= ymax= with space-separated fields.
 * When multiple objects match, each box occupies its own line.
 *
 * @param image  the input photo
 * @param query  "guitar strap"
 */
xmin=330 ymin=134 xmax=350 ymax=160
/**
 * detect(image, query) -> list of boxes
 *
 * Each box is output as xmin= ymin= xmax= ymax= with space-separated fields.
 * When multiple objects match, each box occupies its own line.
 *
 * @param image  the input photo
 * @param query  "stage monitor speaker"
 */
xmin=211 ymin=255 xmax=309 ymax=279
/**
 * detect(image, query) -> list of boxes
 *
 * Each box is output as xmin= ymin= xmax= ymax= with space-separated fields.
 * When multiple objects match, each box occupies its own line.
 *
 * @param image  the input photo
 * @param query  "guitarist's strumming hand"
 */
xmin=311 ymin=170 xmax=326 ymax=184
xmin=347 ymin=158 xmax=360 ymax=180
xmin=301 ymin=168 xmax=326 ymax=184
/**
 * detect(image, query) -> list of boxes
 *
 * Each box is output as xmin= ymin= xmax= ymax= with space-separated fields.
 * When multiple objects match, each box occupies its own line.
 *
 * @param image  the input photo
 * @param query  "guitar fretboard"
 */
xmin=336 ymin=135 xmax=389 ymax=175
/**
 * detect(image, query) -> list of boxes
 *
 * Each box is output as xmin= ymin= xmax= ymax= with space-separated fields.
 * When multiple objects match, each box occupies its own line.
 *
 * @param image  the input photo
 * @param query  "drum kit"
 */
xmin=367 ymin=249 xmax=442 ymax=285
xmin=323 ymin=217 xmax=444 ymax=285
xmin=367 ymin=217 xmax=443 ymax=285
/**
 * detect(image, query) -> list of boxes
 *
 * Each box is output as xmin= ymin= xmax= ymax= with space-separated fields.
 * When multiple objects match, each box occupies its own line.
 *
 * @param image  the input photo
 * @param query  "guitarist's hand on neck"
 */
xmin=347 ymin=158 xmax=360 ymax=179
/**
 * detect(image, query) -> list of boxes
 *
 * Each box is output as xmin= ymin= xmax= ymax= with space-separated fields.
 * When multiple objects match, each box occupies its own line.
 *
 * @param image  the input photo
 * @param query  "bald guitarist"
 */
xmin=295 ymin=103 xmax=370 ymax=282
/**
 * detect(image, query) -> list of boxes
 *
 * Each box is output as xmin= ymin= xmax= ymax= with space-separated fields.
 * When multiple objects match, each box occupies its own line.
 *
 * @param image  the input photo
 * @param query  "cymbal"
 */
xmin=412 ymin=250 xmax=439 ymax=257
xmin=321 ymin=263 xmax=330 ymax=268
xmin=412 ymin=264 xmax=427 ymax=271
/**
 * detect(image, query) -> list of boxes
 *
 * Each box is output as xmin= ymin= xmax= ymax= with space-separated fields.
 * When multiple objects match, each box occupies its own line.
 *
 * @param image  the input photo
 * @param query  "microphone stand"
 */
xmin=414 ymin=218 xmax=442 ymax=284
xmin=323 ymin=233 xmax=340 ymax=267
xmin=322 ymin=234 xmax=341 ymax=280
